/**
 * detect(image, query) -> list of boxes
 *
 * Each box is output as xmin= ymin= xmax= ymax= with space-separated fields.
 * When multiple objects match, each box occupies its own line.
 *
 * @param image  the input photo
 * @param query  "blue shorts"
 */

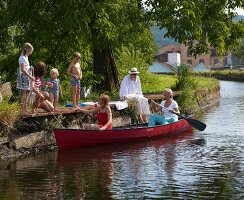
xmin=70 ymin=77 xmax=80 ymax=88
xmin=148 ymin=114 xmax=175 ymax=127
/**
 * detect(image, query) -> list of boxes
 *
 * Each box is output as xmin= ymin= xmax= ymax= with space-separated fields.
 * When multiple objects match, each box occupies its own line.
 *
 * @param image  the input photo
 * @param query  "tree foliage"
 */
xmin=233 ymin=40 xmax=244 ymax=58
xmin=1 ymin=0 xmax=155 ymax=91
xmin=145 ymin=0 xmax=244 ymax=56
xmin=1 ymin=0 xmax=244 ymax=92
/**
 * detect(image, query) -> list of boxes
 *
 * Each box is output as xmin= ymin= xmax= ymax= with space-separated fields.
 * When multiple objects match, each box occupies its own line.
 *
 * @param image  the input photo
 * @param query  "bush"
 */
xmin=173 ymin=64 xmax=198 ymax=90
xmin=0 ymin=99 xmax=20 ymax=137
xmin=115 ymin=44 xmax=150 ymax=80
xmin=172 ymin=64 xmax=199 ymax=113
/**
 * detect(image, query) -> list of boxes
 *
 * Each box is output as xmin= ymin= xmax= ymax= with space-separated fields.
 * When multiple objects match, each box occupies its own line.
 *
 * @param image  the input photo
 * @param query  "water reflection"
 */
xmin=56 ymin=131 xmax=194 ymax=200
xmin=0 ymin=151 xmax=59 ymax=199
xmin=57 ymin=146 xmax=115 ymax=200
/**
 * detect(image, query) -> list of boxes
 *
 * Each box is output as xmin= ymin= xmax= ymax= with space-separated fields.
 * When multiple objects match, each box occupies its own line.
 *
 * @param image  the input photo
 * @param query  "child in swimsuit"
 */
xmin=79 ymin=94 xmax=112 ymax=130
xmin=67 ymin=52 xmax=82 ymax=108
xmin=31 ymin=62 xmax=54 ymax=113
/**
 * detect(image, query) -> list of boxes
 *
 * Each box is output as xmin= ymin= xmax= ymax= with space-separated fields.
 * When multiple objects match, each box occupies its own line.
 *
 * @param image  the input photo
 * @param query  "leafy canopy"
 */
xmin=145 ymin=0 xmax=244 ymax=56
xmin=0 ymin=0 xmax=244 ymax=91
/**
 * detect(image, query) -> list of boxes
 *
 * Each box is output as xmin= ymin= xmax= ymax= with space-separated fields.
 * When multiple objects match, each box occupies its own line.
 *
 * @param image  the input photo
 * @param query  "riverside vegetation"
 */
xmin=193 ymin=69 xmax=244 ymax=81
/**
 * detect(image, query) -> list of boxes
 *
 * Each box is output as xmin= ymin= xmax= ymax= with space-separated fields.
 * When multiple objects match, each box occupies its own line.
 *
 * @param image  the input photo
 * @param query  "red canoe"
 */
xmin=53 ymin=116 xmax=194 ymax=150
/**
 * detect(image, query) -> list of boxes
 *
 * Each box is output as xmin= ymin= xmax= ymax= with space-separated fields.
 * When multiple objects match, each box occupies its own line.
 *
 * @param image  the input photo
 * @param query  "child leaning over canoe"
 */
xmin=79 ymin=94 xmax=112 ymax=131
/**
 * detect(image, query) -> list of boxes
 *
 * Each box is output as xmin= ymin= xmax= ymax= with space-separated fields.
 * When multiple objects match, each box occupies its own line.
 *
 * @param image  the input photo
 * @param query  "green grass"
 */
xmin=193 ymin=69 xmax=244 ymax=77
xmin=141 ymin=73 xmax=219 ymax=94
xmin=195 ymin=77 xmax=219 ymax=90
xmin=141 ymin=73 xmax=176 ymax=93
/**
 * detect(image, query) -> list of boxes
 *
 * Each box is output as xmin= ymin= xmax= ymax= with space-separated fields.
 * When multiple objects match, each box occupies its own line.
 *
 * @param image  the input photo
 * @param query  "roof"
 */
xmin=160 ymin=43 xmax=181 ymax=48
xmin=148 ymin=62 xmax=174 ymax=73
xmin=192 ymin=63 xmax=210 ymax=71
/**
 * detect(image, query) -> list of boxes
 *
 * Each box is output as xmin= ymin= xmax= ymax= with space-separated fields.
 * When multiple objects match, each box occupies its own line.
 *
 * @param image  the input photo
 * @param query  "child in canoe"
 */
xmin=79 ymin=94 xmax=112 ymax=131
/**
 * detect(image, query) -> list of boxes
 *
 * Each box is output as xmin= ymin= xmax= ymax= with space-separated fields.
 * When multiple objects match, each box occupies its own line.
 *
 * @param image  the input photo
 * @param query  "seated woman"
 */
xmin=31 ymin=62 xmax=54 ymax=113
xmin=148 ymin=88 xmax=180 ymax=127
xmin=79 ymin=94 xmax=112 ymax=131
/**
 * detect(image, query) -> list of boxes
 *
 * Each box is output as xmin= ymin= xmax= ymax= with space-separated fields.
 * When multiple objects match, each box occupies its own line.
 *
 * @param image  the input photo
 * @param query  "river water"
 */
xmin=0 ymin=81 xmax=243 ymax=200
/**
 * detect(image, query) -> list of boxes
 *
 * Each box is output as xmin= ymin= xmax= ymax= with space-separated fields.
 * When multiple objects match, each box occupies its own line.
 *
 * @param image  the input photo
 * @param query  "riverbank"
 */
xmin=193 ymin=70 xmax=244 ymax=82
xmin=0 ymin=84 xmax=221 ymax=161
xmin=0 ymin=104 xmax=138 ymax=161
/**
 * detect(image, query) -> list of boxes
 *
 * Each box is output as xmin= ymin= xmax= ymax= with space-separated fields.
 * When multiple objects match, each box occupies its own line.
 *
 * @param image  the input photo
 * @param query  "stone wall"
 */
xmin=14 ymin=106 xmax=134 ymax=135
xmin=195 ymin=85 xmax=221 ymax=109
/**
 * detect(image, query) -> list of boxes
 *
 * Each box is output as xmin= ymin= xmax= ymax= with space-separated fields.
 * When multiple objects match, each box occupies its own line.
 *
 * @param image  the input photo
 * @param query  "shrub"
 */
xmin=173 ymin=64 xmax=198 ymax=90
xmin=115 ymin=44 xmax=149 ymax=80
xmin=172 ymin=64 xmax=199 ymax=113
xmin=0 ymin=99 xmax=20 ymax=137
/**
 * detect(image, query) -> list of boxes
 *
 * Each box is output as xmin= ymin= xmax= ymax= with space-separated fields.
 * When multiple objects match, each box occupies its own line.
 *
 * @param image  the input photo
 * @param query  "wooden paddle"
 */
xmin=149 ymin=100 xmax=207 ymax=131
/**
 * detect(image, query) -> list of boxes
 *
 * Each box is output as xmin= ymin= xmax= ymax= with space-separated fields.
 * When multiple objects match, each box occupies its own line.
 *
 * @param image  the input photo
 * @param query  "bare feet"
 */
xmin=21 ymin=110 xmax=32 ymax=115
xmin=72 ymin=105 xmax=80 ymax=110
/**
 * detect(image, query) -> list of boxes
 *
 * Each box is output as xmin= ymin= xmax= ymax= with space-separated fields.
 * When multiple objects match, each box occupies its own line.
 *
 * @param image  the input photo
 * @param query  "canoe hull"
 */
xmin=54 ymin=117 xmax=194 ymax=150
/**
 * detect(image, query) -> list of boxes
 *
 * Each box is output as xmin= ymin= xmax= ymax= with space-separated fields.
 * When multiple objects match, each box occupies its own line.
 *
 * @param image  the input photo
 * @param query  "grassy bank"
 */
xmin=193 ymin=69 xmax=244 ymax=81
xmin=105 ymin=72 xmax=219 ymax=97
xmin=141 ymin=73 xmax=219 ymax=94
xmin=80 ymin=72 xmax=219 ymax=103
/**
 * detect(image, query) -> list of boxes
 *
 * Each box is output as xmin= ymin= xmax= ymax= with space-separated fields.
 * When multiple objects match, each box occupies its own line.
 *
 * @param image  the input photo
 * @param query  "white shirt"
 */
xmin=160 ymin=100 xmax=178 ymax=121
xmin=119 ymin=74 xmax=143 ymax=100
xmin=18 ymin=55 xmax=30 ymax=74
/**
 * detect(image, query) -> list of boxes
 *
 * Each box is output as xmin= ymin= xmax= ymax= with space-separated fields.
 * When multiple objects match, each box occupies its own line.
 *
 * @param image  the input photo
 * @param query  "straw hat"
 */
xmin=128 ymin=67 xmax=140 ymax=74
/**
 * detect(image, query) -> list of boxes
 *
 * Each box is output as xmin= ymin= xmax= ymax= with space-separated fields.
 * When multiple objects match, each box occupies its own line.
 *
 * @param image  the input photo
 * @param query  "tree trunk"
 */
xmin=93 ymin=45 xmax=120 ymax=91
xmin=89 ymin=12 xmax=120 ymax=91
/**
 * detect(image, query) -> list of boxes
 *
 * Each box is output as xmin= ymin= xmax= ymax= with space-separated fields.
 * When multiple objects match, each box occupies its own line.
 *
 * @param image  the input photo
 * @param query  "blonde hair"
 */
xmin=99 ymin=94 xmax=110 ymax=106
xmin=163 ymin=88 xmax=173 ymax=98
xmin=50 ymin=68 xmax=59 ymax=76
xmin=73 ymin=52 xmax=81 ymax=58
xmin=22 ymin=43 xmax=33 ymax=55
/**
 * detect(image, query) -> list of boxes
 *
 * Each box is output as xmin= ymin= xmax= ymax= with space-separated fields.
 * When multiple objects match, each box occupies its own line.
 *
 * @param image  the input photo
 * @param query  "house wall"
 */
xmin=167 ymin=53 xmax=181 ymax=66
xmin=156 ymin=44 xmax=181 ymax=63
xmin=180 ymin=44 xmax=228 ymax=67
xmin=158 ymin=44 xmax=181 ymax=54
xmin=157 ymin=44 xmax=229 ymax=68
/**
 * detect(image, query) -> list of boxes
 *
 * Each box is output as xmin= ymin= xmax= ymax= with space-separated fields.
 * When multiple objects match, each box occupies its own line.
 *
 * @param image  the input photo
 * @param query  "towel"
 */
xmin=109 ymin=100 xmax=128 ymax=110
xmin=65 ymin=101 xmax=128 ymax=110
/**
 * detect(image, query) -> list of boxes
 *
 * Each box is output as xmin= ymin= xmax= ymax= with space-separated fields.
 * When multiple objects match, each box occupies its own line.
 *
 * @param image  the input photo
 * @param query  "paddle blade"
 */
xmin=185 ymin=118 xmax=207 ymax=131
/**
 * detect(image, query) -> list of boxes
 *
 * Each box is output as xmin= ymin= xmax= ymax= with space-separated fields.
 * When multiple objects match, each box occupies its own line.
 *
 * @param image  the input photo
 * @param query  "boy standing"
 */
xmin=67 ymin=52 xmax=82 ymax=108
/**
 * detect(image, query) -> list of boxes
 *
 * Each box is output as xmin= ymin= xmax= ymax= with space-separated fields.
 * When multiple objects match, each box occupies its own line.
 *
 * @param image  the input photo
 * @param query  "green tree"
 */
xmin=233 ymin=40 xmax=244 ymax=58
xmin=145 ymin=0 xmax=244 ymax=56
xmin=2 ymin=0 xmax=155 ymax=91
xmin=1 ymin=0 xmax=244 ymax=92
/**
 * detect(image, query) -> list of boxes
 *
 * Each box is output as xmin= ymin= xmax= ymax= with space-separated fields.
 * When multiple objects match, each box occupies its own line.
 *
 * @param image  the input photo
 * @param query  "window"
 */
xmin=187 ymin=49 xmax=192 ymax=57
xmin=214 ymin=59 xmax=219 ymax=64
xmin=211 ymin=49 xmax=217 ymax=57
xmin=223 ymin=57 xmax=227 ymax=66
xmin=199 ymin=59 xmax=204 ymax=64
xmin=187 ymin=60 xmax=192 ymax=65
